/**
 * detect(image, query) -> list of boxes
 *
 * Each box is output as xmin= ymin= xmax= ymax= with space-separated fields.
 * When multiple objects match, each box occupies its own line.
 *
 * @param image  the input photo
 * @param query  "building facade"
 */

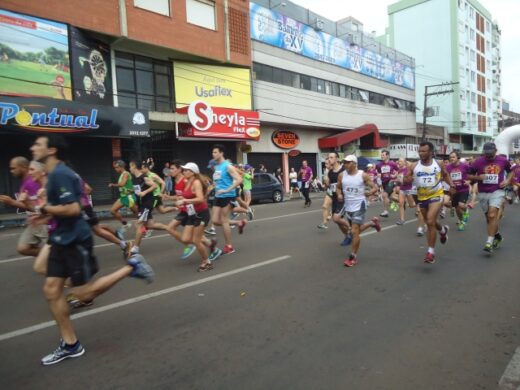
xmin=386 ymin=0 xmax=501 ymax=154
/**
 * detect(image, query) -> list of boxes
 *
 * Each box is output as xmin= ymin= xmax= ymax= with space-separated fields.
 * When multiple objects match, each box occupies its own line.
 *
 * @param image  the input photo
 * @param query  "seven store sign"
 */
xmin=184 ymin=101 xmax=260 ymax=140
xmin=271 ymin=130 xmax=299 ymax=149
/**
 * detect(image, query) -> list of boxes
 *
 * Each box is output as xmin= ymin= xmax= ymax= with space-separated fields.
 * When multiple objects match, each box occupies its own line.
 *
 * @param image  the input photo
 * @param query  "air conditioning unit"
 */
xmin=315 ymin=18 xmax=324 ymax=31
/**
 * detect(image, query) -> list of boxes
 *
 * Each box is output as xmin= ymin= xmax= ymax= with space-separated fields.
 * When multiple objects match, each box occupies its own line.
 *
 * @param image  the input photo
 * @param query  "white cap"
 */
xmin=343 ymin=155 xmax=358 ymax=164
xmin=367 ymin=163 xmax=374 ymax=168
xmin=180 ymin=162 xmax=200 ymax=174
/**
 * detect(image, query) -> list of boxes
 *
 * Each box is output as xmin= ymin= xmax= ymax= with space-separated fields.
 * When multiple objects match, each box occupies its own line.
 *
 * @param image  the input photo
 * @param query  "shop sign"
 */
xmin=288 ymin=149 xmax=301 ymax=157
xmin=272 ymin=130 xmax=300 ymax=149
xmin=388 ymin=144 xmax=419 ymax=159
xmin=0 ymin=96 xmax=149 ymax=137
xmin=179 ymin=101 xmax=260 ymax=140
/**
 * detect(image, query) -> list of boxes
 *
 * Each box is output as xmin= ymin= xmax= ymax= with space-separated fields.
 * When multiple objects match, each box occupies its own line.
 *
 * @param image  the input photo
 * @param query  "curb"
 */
xmin=499 ymin=346 xmax=520 ymax=389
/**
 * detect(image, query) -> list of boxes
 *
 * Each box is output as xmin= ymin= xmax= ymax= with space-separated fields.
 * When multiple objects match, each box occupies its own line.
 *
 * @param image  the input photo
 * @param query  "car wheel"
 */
xmin=272 ymin=190 xmax=282 ymax=203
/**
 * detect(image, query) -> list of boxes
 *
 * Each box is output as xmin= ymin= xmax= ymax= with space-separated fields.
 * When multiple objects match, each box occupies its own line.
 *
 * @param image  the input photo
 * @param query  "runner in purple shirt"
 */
xmin=299 ymin=160 xmax=313 ymax=207
xmin=467 ymin=142 xmax=513 ymax=253
xmin=446 ymin=151 xmax=471 ymax=231
xmin=376 ymin=150 xmax=398 ymax=217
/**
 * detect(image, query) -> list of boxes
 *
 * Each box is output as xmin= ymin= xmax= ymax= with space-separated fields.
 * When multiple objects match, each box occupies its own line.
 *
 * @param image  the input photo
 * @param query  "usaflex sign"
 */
xmin=0 ymin=96 xmax=149 ymax=137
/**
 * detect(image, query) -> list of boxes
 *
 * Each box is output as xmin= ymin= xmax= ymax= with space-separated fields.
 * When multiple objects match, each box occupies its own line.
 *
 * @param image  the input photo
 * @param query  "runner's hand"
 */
xmin=0 ymin=195 xmax=15 ymax=206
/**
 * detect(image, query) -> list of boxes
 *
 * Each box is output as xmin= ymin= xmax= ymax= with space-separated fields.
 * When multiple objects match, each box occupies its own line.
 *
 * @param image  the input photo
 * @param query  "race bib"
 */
xmin=133 ymin=185 xmax=141 ymax=194
xmin=345 ymin=187 xmax=360 ymax=194
xmin=213 ymin=171 xmax=222 ymax=181
xmin=304 ymin=181 xmax=310 ymax=189
xmin=397 ymin=174 xmax=404 ymax=183
xmin=329 ymin=183 xmax=337 ymax=192
xmin=450 ymin=171 xmax=462 ymax=181
xmin=381 ymin=166 xmax=390 ymax=174
xmin=186 ymin=204 xmax=196 ymax=216
xmin=417 ymin=176 xmax=434 ymax=187
xmin=483 ymin=174 xmax=499 ymax=184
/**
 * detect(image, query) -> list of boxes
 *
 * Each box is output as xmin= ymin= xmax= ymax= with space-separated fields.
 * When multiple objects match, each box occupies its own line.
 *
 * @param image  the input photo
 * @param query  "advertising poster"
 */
xmin=70 ymin=27 xmax=112 ymax=105
xmin=250 ymin=3 xmax=415 ymax=90
xmin=0 ymin=9 xmax=71 ymax=100
xmin=174 ymin=62 xmax=252 ymax=110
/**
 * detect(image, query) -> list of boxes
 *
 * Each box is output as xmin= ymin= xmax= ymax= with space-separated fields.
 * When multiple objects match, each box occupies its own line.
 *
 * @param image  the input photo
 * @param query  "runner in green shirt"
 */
xmin=109 ymin=161 xmax=138 ymax=236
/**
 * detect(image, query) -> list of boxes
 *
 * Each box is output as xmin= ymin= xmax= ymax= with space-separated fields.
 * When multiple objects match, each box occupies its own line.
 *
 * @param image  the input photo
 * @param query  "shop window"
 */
xmin=134 ymin=0 xmax=170 ymax=16
xmin=186 ymin=0 xmax=216 ymax=30
xmin=115 ymin=51 xmax=173 ymax=112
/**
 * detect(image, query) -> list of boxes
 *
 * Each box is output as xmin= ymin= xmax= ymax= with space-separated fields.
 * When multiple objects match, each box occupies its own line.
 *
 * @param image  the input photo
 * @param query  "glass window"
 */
xmin=272 ymin=68 xmax=283 ymax=84
xmin=281 ymin=70 xmax=293 ymax=87
xmin=339 ymin=84 xmax=346 ymax=98
xmin=155 ymin=74 xmax=170 ymax=96
xmin=136 ymin=70 xmax=154 ymax=94
xmin=310 ymin=77 xmax=318 ymax=92
xmin=154 ymin=63 xmax=169 ymax=74
xmin=324 ymin=81 xmax=331 ymax=95
xmin=316 ymin=79 xmax=325 ymax=93
xmin=115 ymin=51 xmax=134 ymax=68
xmin=116 ymin=67 xmax=135 ymax=91
xmin=291 ymin=73 xmax=300 ymax=88
xmin=137 ymin=94 xmax=154 ymax=110
xmin=118 ymin=92 xmax=137 ymax=109
xmin=135 ymin=56 xmax=153 ymax=71
xmin=300 ymin=75 xmax=311 ymax=90
xmin=370 ymin=92 xmax=384 ymax=105
xmin=255 ymin=63 xmax=272 ymax=82
xmin=332 ymin=82 xmax=340 ymax=97
xmin=186 ymin=0 xmax=216 ymax=30
xmin=134 ymin=0 xmax=170 ymax=16
xmin=359 ymin=90 xmax=369 ymax=102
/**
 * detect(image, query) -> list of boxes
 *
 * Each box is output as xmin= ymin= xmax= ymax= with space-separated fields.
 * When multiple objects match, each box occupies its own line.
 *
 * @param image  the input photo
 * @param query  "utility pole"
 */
xmin=421 ymin=82 xmax=459 ymax=141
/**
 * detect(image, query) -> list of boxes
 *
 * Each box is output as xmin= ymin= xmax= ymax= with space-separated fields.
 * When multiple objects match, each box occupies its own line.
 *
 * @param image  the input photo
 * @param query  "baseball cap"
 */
xmin=244 ymin=164 xmax=252 ymax=170
xmin=483 ymin=142 xmax=496 ymax=154
xmin=343 ymin=155 xmax=358 ymax=163
xmin=367 ymin=163 xmax=374 ymax=168
xmin=207 ymin=159 xmax=217 ymax=168
xmin=181 ymin=162 xmax=200 ymax=174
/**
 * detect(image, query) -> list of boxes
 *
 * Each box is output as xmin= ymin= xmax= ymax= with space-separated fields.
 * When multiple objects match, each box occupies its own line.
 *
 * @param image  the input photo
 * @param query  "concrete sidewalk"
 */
xmin=0 ymin=192 xmax=326 ymax=230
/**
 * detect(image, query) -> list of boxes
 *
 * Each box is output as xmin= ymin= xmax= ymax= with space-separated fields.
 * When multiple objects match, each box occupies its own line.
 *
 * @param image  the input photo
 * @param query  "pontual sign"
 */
xmin=272 ymin=130 xmax=300 ymax=149
xmin=179 ymin=101 xmax=260 ymax=140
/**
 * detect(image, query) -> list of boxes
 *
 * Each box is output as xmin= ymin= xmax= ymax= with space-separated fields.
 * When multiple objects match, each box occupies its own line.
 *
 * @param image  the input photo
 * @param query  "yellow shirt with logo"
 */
xmin=413 ymin=160 xmax=444 ymax=201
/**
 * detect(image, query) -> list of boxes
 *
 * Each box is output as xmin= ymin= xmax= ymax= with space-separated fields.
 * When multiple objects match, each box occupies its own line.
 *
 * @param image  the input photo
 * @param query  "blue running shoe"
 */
xmin=181 ymin=245 xmax=196 ymax=259
xmin=340 ymin=233 xmax=353 ymax=246
xmin=41 ymin=340 xmax=85 ymax=366
xmin=116 ymin=227 xmax=125 ymax=241
xmin=128 ymin=254 xmax=155 ymax=283
xmin=208 ymin=247 xmax=223 ymax=262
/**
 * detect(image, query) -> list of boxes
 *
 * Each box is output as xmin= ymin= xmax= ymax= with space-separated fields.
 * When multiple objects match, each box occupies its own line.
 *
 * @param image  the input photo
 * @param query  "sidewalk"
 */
xmin=0 ymin=192 xmax=326 ymax=230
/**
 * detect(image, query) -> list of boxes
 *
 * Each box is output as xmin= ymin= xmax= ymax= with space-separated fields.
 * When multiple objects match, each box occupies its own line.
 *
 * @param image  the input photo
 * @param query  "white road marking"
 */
xmin=0 ymin=209 xmax=320 ymax=265
xmin=499 ymin=346 xmax=520 ymax=389
xmin=0 ymin=255 xmax=291 ymax=342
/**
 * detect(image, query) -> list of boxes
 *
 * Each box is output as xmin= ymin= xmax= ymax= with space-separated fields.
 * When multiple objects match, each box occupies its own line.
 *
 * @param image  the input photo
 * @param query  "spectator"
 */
xmin=163 ymin=162 xmax=172 ymax=195
xmin=288 ymin=167 xmax=301 ymax=199
xmin=275 ymin=167 xmax=283 ymax=184
xmin=299 ymin=160 xmax=313 ymax=207
xmin=259 ymin=164 xmax=267 ymax=173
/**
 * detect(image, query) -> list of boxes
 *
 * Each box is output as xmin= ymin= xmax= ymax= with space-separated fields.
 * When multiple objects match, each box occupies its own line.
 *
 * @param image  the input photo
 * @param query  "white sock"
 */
xmin=131 ymin=245 xmax=139 ymax=253
xmin=440 ymin=226 xmax=446 ymax=234
xmin=428 ymin=247 xmax=435 ymax=254
xmin=120 ymin=241 xmax=127 ymax=249
xmin=487 ymin=236 xmax=494 ymax=244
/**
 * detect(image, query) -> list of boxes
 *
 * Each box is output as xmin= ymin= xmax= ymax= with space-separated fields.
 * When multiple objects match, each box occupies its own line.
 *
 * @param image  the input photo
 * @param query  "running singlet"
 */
xmin=327 ymin=166 xmax=344 ymax=196
xmin=446 ymin=163 xmax=470 ymax=193
xmin=243 ymin=173 xmax=252 ymax=191
xmin=147 ymin=172 xmax=162 ymax=197
xmin=341 ymin=170 xmax=366 ymax=212
xmin=289 ymin=172 xmax=297 ymax=183
xmin=376 ymin=161 xmax=398 ymax=184
xmin=471 ymin=155 xmax=510 ymax=193
xmin=175 ymin=176 xmax=187 ymax=212
xmin=413 ymin=160 xmax=444 ymax=201
xmin=134 ymin=174 xmax=154 ymax=205
xmin=182 ymin=180 xmax=208 ymax=214
xmin=118 ymin=171 xmax=134 ymax=196
xmin=513 ymin=165 xmax=520 ymax=185
xmin=397 ymin=167 xmax=412 ymax=191
xmin=213 ymin=160 xmax=235 ymax=198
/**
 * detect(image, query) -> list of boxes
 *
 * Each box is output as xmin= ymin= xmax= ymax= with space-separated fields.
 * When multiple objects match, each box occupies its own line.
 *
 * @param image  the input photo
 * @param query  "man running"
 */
xmin=30 ymin=134 xmax=153 ymax=365
xmin=467 ymin=142 xmax=513 ymax=253
xmin=108 ymin=160 xmax=137 ymax=238
xmin=211 ymin=144 xmax=246 ymax=255
xmin=404 ymin=142 xmax=455 ymax=264
xmin=336 ymin=155 xmax=381 ymax=267
xmin=446 ymin=151 xmax=471 ymax=231
xmin=376 ymin=150 xmax=398 ymax=217
xmin=299 ymin=160 xmax=313 ymax=207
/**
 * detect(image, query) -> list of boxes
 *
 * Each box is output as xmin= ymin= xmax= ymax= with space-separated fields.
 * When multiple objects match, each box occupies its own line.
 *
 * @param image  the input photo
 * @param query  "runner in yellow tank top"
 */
xmin=404 ymin=142 xmax=456 ymax=265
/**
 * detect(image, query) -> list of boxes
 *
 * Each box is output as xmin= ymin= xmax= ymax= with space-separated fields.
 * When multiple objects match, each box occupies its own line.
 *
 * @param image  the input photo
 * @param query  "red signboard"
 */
xmin=179 ymin=101 xmax=260 ymax=140
xmin=272 ymin=130 xmax=300 ymax=149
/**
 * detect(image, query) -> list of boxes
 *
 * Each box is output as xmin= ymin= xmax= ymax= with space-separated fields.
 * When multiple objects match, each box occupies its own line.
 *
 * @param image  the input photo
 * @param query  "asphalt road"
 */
xmin=0 ymin=198 xmax=519 ymax=389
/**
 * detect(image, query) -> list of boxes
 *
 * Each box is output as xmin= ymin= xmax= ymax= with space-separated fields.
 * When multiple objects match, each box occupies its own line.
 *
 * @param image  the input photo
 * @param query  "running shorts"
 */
xmin=478 ymin=190 xmax=505 ymax=213
xmin=120 ymin=194 xmax=136 ymax=208
xmin=417 ymin=196 xmax=442 ymax=209
xmin=175 ymin=209 xmax=210 ymax=227
xmin=340 ymin=201 xmax=367 ymax=225
xmin=18 ymin=224 xmax=48 ymax=248
xmin=451 ymin=192 xmax=469 ymax=207
xmin=332 ymin=198 xmax=344 ymax=215
xmin=215 ymin=197 xmax=234 ymax=208
xmin=138 ymin=201 xmax=154 ymax=222
xmin=82 ymin=205 xmax=99 ymax=227
xmin=382 ymin=181 xmax=395 ymax=195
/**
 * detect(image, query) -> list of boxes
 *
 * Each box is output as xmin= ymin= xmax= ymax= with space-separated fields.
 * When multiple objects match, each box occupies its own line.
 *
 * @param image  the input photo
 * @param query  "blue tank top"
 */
xmin=213 ymin=160 xmax=235 ymax=198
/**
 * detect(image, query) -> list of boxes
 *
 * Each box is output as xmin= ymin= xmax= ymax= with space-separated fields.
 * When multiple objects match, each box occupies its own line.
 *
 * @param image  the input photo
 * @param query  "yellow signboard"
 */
xmin=174 ymin=62 xmax=252 ymax=110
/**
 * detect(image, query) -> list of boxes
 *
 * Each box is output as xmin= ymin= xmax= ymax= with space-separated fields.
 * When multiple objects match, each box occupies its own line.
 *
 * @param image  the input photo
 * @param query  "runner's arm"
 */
xmin=216 ymin=165 xmax=243 ymax=195
xmin=363 ymin=173 xmax=378 ymax=196
xmin=40 ymin=202 xmax=82 ymax=217
xmin=336 ymin=172 xmax=344 ymax=201
xmin=0 ymin=194 xmax=30 ymax=210
xmin=180 ymin=180 xmax=205 ymax=205
xmin=402 ymin=163 xmax=416 ymax=184
xmin=139 ymin=177 xmax=157 ymax=197
xmin=109 ymin=172 xmax=129 ymax=188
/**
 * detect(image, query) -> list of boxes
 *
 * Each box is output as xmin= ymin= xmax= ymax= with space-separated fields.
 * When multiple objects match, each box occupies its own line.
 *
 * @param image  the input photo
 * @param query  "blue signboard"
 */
xmin=250 ymin=3 xmax=415 ymax=90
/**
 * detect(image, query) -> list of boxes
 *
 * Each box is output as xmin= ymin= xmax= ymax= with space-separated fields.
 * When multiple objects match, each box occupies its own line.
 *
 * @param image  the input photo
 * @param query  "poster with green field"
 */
xmin=0 ymin=9 xmax=71 ymax=100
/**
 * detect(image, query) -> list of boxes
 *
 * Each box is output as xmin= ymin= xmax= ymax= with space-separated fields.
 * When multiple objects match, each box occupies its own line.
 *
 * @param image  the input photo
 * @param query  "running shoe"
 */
xmin=197 ymin=262 xmax=213 ymax=272
xmin=483 ymin=242 xmax=493 ymax=253
xmin=238 ymin=219 xmax=247 ymax=234
xmin=41 ymin=340 xmax=85 ymax=366
xmin=390 ymin=202 xmax=399 ymax=212
xmin=66 ymin=293 xmax=93 ymax=309
xmin=424 ymin=252 xmax=435 ymax=264
xmin=317 ymin=223 xmax=328 ymax=229
xmin=440 ymin=210 xmax=446 ymax=219
xmin=208 ymin=247 xmax=223 ymax=262
xmin=417 ymin=227 xmax=425 ymax=237
xmin=122 ymin=240 xmax=134 ymax=259
xmin=462 ymin=210 xmax=470 ymax=223
xmin=128 ymin=254 xmax=155 ymax=283
xmin=116 ymin=227 xmax=126 ymax=241
xmin=181 ymin=245 xmax=196 ymax=259
xmin=450 ymin=207 xmax=455 ymax=217
xmin=340 ymin=233 xmax=353 ymax=246
xmin=396 ymin=219 xmax=404 ymax=226
xmin=222 ymin=245 xmax=235 ymax=255
xmin=457 ymin=222 xmax=466 ymax=231
xmin=209 ymin=238 xmax=217 ymax=254
xmin=380 ymin=210 xmax=389 ymax=217
xmin=344 ymin=254 xmax=358 ymax=267
xmin=371 ymin=217 xmax=381 ymax=232
xmin=205 ymin=227 xmax=216 ymax=235
xmin=439 ymin=225 xmax=449 ymax=244
xmin=247 ymin=208 xmax=255 ymax=221
xmin=144 ymin=229 xmax=153 ymax=238
xmin=230 ymin=212 xmax=238 ymax=220
xmin=492 ymin=233 xmax=503 ymax=249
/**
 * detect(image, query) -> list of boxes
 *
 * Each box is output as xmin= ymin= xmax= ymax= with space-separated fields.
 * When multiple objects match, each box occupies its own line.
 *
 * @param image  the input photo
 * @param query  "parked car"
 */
xmin=251 ymin=173 xmax=283 ymax=203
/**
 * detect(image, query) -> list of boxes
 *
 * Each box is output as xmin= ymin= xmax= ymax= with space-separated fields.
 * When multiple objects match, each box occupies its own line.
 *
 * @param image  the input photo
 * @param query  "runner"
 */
xmin=211 ymin=145 xmax=247 ymax=255
xmin=108 ymin=160 xmax=137 ymax=238
xmin=242 ymin=164 xmax=254 ymax=220
xmin=404 ymin=142 xmax=456 ymax=264
xmin=30 ymin=134 xmax=154 ymax=366
xmin=0 ymin=157 xmax=48 ymax=257
xmin=299 ymin=160 xmax=313 ymax=207
xmin=336 ymin=155 xmax=381 ymax=267
xmin=446 ymin=151 xmax=471 ymax=231
xmin=142 ymin=163 xmax=177 ymax=215
xmin=365 ymin=163 xmax=379 ymax=204
xmin=288 ymin=167 xmax=301 ymax=199
xmin=317 ymin=154 xmax=334 ymax=229
xmin=467 ymin=142 xmax=513 ymax=253
xmin=376 ymin=150 xmax=398 ymax=217
xmin=395 ymin=158 xmax=414 ymax=225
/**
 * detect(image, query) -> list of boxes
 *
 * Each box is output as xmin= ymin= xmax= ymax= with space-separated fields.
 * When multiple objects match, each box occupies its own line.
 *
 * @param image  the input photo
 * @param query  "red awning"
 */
xmin=318 ymin=123 xmax=383 ymax=149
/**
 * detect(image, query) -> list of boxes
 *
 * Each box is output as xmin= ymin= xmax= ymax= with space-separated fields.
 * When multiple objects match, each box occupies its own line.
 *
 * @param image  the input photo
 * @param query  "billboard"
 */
xmin=250 ymin=3 xmax=415 ymax=90
xmin=70 ymin=27 xmax=112 ymax=105
xmin=0 ymin=9 xmax=71 ymax=100
xmin=174 ymin=62 xmax=252 ymax=110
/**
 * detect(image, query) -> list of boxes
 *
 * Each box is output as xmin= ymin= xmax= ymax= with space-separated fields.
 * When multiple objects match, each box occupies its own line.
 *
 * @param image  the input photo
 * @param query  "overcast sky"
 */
xmin=289 ymin=0 xmax=519 ymax=111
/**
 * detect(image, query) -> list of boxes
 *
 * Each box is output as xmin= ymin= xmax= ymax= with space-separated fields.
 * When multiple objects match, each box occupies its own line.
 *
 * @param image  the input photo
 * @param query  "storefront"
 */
xmin=0 ymin=96 xmax=149 ymax=206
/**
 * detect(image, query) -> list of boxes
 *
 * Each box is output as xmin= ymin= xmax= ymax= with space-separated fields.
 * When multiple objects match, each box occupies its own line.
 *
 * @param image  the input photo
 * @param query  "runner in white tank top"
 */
xmin=336 ymin=155 xmax=381 ymax=267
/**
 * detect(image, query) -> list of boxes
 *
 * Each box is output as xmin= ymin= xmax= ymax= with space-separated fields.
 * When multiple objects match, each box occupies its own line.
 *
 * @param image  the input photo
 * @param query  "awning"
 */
xmin=318 ymin=123 xmax=383 ymax=149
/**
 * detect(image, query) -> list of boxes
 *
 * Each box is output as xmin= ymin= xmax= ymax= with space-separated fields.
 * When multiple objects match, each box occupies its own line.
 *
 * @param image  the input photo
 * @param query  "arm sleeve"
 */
xmin=54 ymin=174 xmax=81 ymax=205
